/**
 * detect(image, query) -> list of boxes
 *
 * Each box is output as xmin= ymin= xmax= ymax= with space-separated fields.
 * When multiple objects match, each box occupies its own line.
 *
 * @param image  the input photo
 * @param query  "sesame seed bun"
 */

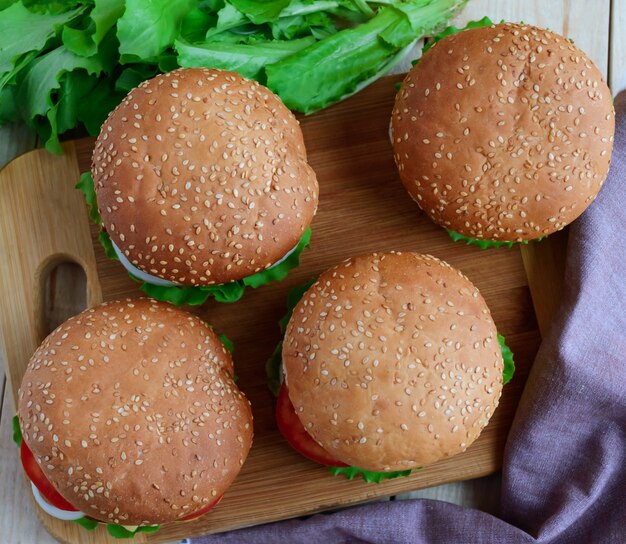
xmin=282 ymin=252 xmax=502 ymax=471
xmin=392 ymin=23 xmax=615 ymax=241
xmin=92 ymin=68 xmax=318 ymax=285
xmin=17 ymin=299 xmax=253 ymax=525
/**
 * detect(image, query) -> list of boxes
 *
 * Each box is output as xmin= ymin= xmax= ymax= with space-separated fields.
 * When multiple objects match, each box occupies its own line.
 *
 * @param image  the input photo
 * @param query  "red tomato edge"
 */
xmin=276 ymin=383 xmax=348 ymax=468
xmin=21 ymin=439 xmax=223 ymax=523
xmin=20 ymin=440 xmax=79 ymax=512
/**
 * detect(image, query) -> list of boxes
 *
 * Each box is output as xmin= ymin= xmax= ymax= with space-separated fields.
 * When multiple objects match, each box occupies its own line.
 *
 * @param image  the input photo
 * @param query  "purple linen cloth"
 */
xmin=192 ymin=95 xmax=626 ymax=544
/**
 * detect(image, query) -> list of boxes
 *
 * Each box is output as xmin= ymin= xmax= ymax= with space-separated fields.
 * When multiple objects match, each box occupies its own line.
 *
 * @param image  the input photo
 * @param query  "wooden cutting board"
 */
xmin=0 ymin=74 xmax=567 ymax=544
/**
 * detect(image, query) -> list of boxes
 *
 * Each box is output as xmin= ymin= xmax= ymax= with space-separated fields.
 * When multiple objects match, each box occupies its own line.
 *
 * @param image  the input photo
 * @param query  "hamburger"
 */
xmin=14 ymin=299 xmax=252 ymax=537
xmin=267 ymin=252 xmax=514 ymax=482
xmin=79 ymin=67 xmax=319 ymax=305
xmin=391 ymin=22 xmax=615 ymax=248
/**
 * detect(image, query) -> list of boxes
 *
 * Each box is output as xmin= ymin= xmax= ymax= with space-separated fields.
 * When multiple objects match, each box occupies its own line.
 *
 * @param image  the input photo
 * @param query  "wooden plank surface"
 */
xmin=0 ymin=0 xmax=617 ymax=541
xmin=0 ymin=141 xmax=103 ymax=403
xmin=611 ymin=0 xmax=626 ymax=91
xmin=0 ymin=123 xmax=57 ymax=544
xmin=458 ymin=0 xmax=611 ymax=74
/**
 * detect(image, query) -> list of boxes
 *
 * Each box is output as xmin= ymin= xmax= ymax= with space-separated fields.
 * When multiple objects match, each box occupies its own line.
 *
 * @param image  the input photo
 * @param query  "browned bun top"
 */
xmin=92 ymin=68 xmax=318 ymax=285
xmin=18 ymin=299 xmax=253 ymax=525
xmin=282 ymin=252 xmax=502 ymax=471
xmin=392 ymin=23 xmax=615 ymax=241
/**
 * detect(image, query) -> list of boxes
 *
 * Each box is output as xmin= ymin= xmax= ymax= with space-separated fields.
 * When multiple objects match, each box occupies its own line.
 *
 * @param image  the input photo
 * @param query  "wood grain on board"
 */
xmin=0 ymin=123 xmax=61 ymax=544
xmin=2 ymin=74 xmax=544 ymax=544
xmin=611 ymin=0 xmax=626 ymax=91
xmin=1 ymin=0 xmax=619 ymax=541
xmin=457 ymin=0 xmax=611 ymax=74
xmin=0 ymin=141 xmax=102 ymax=403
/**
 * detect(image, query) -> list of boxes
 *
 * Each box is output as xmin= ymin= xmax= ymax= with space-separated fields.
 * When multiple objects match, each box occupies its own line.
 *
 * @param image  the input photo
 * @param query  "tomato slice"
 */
xmin=179 ymin=495 xmax=223 ymax=521
xmin=21 ymin=440 xmax=78 ymax=512
xmin=276 ymin=383 xmax=348 ymax=467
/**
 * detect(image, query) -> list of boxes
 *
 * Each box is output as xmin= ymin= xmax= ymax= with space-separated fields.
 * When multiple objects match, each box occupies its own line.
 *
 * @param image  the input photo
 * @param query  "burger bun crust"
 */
xmin=18 ymin=299 xmax=253 ymax=525
xmin=392 ymin=23 xmax=614 ymax=241
xmin=92 ymin=68 xmax=318 ymax=285
xmin=283 ymin=252 xmax=503 ymax=471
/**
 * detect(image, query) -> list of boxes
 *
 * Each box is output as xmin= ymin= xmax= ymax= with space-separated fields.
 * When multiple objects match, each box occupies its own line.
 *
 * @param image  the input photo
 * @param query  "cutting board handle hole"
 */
xmin=37 ymin=257 xmax=87 ymax=339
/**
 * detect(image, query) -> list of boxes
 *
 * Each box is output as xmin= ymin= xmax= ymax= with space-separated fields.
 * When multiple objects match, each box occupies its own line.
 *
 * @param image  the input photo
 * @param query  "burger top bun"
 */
xmin=282 ymin=252 xmax=503 ymax=471
xmin=18 ymin=299 xmax=253 ymax=525
xmin=392 ymin=23 xmax=615 ymax=242
xmin=92 ymin=68 xmax=318 ymax=286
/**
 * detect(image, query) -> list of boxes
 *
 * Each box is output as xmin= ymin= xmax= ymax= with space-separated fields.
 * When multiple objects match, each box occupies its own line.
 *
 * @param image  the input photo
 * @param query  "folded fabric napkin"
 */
xmin=191 ymin=93 xmax=626 ymax=544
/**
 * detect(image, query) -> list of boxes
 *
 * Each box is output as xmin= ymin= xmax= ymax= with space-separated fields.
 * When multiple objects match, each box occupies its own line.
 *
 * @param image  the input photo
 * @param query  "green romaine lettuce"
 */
xmin=0 ymin=85 xmax=20 ymax=124
xmin=205 ymin=3 xmax=249 ymax=39
xmin=271 ymin=6 xmax=337 ymax=40
xmin=17 ymin=46 xmax=105 ymax=119
xmin=266 ymin=277 xmax=316 ymax=396
xmin=447 ymin=229 xmax=545 ymax=249
xmin=90 ymin=0 xmax=125 ymax=49
xmin=138 ymin=278 xmax=246 ymax=306
xmin=499 ymin=333 xmax=515 ymax=385
xmin=265 ymin=0 xmax=467 ymax=113
xmin=12 ymin=415 xmax=22 ymax=447
xmin=72 ymin=517 xmax=99 ymax=530
xmin=266 ymin=340 xmax=284 ymax=397
xmin=0 ymin=2 xmax=83 ymax=88
xmin=448 ymin=230 xmax=518 ymax=249
xmin=78 ymin=77 xmax=126 ymax=134
xmin=0 ymin=0 xmax=466 ymax=149
xmin=53 ymin=70 xmax=98 ymax=134
xmin=76 ymin=170 xmax=102 ymax=224
xmin=116 ymin=0 xmax=195 ymax=61
xmin=328 ymin=465 xmax=413 ymax=483
xmin=178 ymin=7 xmax=216 ymax=43
xmin=420 ymin=15 xmax=493 ymax=56
xmin=17 ymin=44 xmax=105 ymax=152
xmin=106 ymin=524 xmax=160 ymax=538
xmin=114 ymin=64 xmax=159 ymax=93
xmin=229 ymin=0 xmax=291 ymax=25
xmin=219 ymin=333 xmax=235 ymax=354
xmin=176 ymin=36 xmax=315 ymax=80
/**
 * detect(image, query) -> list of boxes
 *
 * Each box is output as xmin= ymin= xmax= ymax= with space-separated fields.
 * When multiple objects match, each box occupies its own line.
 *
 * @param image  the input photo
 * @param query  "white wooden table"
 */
xmin=1 ymin=1 xmax=624 ymax=541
